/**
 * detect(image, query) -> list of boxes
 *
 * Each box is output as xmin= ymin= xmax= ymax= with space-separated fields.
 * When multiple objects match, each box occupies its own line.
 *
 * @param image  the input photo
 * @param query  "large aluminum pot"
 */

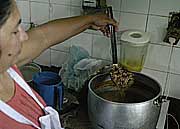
xmin=88 ymin=72 xmax=162 ymax=129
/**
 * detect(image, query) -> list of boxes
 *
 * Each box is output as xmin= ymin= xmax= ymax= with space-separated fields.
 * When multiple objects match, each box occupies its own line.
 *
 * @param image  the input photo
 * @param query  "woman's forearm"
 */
xmin=17 ymin=14 xmax=117 ymax=66
xmin=38 ymin=15 xmax=93 ymax=47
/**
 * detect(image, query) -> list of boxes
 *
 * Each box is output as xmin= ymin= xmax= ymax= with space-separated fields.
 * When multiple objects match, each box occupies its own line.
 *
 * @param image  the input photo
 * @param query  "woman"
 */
xmin=0 ymin=0 xmax=118 ymax=129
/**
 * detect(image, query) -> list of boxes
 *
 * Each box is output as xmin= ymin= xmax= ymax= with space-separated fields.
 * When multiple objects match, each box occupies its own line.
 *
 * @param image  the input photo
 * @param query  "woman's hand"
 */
xmin=89 ymin=13 xmax=119 ymax=37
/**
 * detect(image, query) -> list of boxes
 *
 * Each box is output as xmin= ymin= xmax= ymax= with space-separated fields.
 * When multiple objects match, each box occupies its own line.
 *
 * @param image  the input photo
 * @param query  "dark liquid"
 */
xmin=95 ymin=81 xmax=156 ymax=103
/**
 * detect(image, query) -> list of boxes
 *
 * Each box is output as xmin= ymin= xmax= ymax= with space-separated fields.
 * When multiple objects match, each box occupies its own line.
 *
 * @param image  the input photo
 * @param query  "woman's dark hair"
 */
xmin=0 ymin=0 xmax=13 ymax=28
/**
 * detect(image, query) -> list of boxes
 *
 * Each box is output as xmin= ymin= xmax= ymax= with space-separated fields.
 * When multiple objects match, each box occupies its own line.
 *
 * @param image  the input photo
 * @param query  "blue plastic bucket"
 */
xmin=33 ymin=71 xmax=64 ymax=110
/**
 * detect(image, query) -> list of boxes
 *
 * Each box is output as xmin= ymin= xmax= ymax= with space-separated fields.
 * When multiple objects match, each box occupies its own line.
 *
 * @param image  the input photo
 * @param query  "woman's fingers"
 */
xmin=89 ymin=13 xmax=119 ymax=37
xmin=99 ymin=25 xmax=111 ymax=37
xmin=93 ymin=14 xmax=119 ymax=31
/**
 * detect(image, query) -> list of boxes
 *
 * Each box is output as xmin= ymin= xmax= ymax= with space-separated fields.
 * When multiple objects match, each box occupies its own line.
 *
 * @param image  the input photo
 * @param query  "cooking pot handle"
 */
xmin=153 ymin=96 xmax=164 ymax=107
xmin=153 ymin=96 xmax=168 ymax=107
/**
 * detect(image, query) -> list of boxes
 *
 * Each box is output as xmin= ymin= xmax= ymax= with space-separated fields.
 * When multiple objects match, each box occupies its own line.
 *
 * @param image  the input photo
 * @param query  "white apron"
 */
xmin=0 ymin=67 xmax=64 ymax=129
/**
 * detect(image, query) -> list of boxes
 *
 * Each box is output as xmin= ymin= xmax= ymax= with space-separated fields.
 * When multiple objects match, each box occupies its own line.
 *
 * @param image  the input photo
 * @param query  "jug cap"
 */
xmin=120 ymin=29 xmax=150 ymax=46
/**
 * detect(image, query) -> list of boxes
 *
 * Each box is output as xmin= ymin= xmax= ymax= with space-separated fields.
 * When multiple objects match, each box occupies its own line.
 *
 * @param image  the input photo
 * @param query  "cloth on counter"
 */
xmin=60 ymin=45 xmax=104 ymax=92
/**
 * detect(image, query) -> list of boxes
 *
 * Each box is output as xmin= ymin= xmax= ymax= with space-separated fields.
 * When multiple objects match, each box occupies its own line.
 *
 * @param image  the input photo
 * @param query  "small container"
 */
xmin=19 ymin=62 xmax=41 ymax=83
xmin=119 ymin=30 xmax=150 ymax=72
xmin=33 ymin=71 xmax=64 ymax=111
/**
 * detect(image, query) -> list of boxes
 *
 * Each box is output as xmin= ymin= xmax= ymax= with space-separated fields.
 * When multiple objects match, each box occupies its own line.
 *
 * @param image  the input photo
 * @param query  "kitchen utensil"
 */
xmin=106 ymin=6 xmax=120 ymax=86
xmin=88 ymin=71 xmax=162 ymax=129
xmin=106 ymin=7 xmax=134 ymax=88
xmin=107 ymin=6 xmax=117 ymax=65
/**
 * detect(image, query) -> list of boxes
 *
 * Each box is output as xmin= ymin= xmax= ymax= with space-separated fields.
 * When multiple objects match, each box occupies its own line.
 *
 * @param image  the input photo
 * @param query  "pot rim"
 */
xmin=88 ymin=72 xmax=162 ymax=105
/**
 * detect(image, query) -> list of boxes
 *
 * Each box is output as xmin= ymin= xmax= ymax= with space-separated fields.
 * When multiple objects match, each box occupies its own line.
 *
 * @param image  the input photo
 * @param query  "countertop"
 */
xmin=31 ymin=64 xmax=180 ymax=129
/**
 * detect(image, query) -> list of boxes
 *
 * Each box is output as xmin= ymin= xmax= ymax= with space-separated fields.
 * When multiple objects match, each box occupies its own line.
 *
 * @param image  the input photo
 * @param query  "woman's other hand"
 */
xmin=89 ymin=13 xmax=119 ymax=37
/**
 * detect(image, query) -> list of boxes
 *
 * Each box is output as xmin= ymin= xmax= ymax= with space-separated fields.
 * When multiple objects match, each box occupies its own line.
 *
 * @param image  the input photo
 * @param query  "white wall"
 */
xmin=16 ymin=0 xmax=180 ymax=99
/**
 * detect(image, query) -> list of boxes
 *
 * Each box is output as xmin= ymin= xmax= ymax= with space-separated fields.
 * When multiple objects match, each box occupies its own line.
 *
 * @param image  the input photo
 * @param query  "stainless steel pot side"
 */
xmin=88 ymin=72 xmax=162 ymax=129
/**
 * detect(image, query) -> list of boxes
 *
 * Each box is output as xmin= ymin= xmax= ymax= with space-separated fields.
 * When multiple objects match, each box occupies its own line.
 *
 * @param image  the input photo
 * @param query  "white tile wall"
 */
xmin=70 ymin=6 xmax=82 ymax=17
xmin=52 ymin=32 xmax=93 ymax=55
xmin=50 ymin=4 xmax=71 ymax=20
xmin=51 ymin=39 xmax=71 ymax=52
xmin=30 ymin=2 xmax=50 ymax=24
xmin=121 ymin=0 xmax=149 ymax=14
xmin=145 ymin=44 xmax=171 ymax=72
xmin=33 ymin=49 xmax=51 ymax=66
xmin=16 ymin=0 xmax=30 ymax=23
xmin=50 ymin=0 xmax=71 ymax=5
xmin=167 ymin=73 xmax=180 ymax=99
xmin=50 ymin=50 xmax=69 ymax=66
xmin=106 ymin=0 xmax=121 ymax=11
xmin=69 ymin=33 xmax=93 ymax=55
xmin=30 ymin=0 xmax=49 ymax=3
xmin=171 ymin=47 xmax=180 ymax=74
xmin=21 ymin=23 xmax=30 ymax=31
xmin=150 ymin=0 xmax=180 ymax=16
xmin=147 ymin=15 xmax=168 ymax=44
xmin=92 ymin=34 xmax=111 ymax=60
xmin=16 ymin=0 xmax=180 ymax=99
xmin=119 ymin=12 xmax=147 ymax=31
xmin=71 ymin=0 xmax=82 ymax=7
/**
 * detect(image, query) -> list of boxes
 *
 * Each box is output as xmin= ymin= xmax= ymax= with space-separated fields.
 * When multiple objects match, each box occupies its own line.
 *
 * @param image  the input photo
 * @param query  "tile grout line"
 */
xmin=48 ymin=0 xmax=52 ymax=66
xmin=145 ymin=0 xmax=151 ymax=32
xmin=144 ymin=64 xmax=180 ymax=76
